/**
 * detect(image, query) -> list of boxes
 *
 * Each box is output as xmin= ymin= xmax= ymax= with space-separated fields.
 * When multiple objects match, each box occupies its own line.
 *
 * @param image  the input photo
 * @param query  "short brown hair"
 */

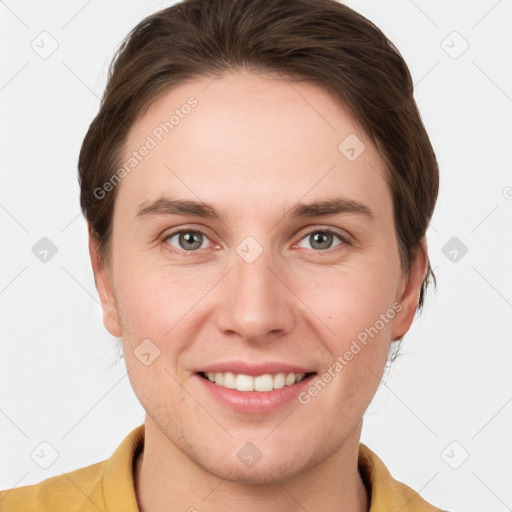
xmin=79 ymin=0 xmax=438 ymax=313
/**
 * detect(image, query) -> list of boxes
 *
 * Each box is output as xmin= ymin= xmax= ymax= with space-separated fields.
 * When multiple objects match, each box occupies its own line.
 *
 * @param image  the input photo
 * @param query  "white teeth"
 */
xmin=285 ymin=373 xmax=296 ymax=386
xmin=236 ymin=374 xmax=254 ymax=391
xmin=202 ymin=371 xmax=310 ymax=391
xmin=254 ymin=374 xmax=274 ymax=392
xmin=223 ymin=372 xmax=236 ymax=389
xmin=273 ymin=372 xmax=285 ymax=389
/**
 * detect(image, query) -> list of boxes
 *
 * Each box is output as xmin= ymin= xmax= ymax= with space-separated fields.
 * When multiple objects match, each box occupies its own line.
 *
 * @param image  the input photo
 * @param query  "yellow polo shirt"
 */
xmin=0 ymin=424 xmax=447 ymax=511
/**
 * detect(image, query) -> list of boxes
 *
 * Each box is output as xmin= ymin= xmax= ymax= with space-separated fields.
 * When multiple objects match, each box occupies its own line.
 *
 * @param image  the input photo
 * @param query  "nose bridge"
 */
xmin=214 ymin=241 xmax=294 ymax=341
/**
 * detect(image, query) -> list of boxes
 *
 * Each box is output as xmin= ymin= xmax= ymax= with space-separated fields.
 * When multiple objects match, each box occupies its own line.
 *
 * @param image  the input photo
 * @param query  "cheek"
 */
xmin=114 ymin=257 xmax=217 ymax=338
xmin=294 ymin=263 xmax=397 ymax=398
xmin=113 ymin=265 xmax=203 ymax=407
xmin=295 ymin=261 xmax=400 ymax=338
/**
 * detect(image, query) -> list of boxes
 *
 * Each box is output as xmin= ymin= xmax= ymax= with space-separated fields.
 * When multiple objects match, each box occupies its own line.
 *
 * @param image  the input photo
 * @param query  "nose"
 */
xmin=214 ymin=245 xmax=295 ymax=344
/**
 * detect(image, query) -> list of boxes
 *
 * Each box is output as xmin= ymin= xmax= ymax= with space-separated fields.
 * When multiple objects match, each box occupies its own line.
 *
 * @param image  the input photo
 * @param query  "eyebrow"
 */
xmin=136 ymin=196 xmax=374 ymax=222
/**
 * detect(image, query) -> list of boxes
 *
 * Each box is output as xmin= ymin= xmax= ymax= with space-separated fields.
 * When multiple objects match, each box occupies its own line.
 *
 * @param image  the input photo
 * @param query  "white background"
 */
xmin=1 ymin=1 xmax=511 ymax=511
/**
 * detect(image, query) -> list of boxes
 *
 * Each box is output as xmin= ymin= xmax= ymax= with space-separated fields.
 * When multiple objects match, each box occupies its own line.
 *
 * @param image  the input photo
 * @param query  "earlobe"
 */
xmin=88 ymin=230 xmax=123 ymax=338
xmin=391 ymin=237 xmax=429 ymax=341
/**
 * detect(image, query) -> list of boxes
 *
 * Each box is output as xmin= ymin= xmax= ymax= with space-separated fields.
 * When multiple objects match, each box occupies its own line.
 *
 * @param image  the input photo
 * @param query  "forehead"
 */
xmin=117 ymin=69 xmax=391 ymax=220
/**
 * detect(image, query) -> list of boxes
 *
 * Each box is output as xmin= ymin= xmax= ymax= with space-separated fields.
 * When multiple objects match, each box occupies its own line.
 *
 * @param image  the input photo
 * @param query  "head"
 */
xmin=79 ymin=0 xmax=438 ymax=483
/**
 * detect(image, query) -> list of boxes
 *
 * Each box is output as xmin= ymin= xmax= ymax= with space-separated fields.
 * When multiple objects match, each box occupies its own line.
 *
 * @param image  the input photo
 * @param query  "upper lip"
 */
xmin=194 ymin=361 xmax=316 ymax=377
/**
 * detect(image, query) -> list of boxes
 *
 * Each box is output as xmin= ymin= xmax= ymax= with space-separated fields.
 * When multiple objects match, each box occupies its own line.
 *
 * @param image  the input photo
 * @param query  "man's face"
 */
xmin=92 ymin=69 xmax=425 ymax=483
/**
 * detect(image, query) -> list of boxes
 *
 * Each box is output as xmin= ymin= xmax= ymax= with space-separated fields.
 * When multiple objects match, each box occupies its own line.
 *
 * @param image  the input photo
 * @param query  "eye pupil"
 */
xmin=180 ymin=231 xmax=203 ymax=250
xmin=310 ymin=232 xmax=333 ymax=250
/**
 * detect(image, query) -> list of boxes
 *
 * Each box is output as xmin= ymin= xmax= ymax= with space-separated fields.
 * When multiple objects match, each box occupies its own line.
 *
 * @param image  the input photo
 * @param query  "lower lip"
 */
xmin=195 ymin=373 xmax=316 ymax=414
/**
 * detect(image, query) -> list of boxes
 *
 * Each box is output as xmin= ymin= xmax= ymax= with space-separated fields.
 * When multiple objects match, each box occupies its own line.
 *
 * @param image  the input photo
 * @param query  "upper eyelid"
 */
xmin=295 ymin=225 xmax=351 ymax=240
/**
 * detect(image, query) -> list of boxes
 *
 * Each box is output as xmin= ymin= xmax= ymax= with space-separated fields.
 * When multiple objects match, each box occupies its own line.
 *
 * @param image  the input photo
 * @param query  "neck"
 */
xmin=134 ymin=417 xmax=369 ymax=512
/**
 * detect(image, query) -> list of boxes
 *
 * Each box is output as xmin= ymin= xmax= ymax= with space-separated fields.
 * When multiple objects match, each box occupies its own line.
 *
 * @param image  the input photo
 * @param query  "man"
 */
xmin=0 ymin=1 xmax=445 ymax=510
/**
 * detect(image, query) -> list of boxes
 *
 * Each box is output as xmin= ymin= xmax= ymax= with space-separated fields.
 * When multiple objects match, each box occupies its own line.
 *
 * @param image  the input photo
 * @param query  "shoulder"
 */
xmin=0 ymin=424 xmax=144 ymax=512
xmin=358 ymin=443 xmax=449 ymax=512
xmin=0 ymin=460 xmax=106 ymax=512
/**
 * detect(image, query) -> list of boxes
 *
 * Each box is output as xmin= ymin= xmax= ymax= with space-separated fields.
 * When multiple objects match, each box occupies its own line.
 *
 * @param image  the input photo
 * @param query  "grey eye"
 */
xmin=166 ymin=231 xmax=209 ymax=251
xmin=297 ymin=231 xmax=343 ymax=251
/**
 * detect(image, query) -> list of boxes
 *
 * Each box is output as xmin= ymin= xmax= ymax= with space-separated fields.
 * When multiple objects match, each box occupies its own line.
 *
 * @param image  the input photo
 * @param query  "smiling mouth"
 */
xmin=197 ymin=371 xmax=316 ymax=392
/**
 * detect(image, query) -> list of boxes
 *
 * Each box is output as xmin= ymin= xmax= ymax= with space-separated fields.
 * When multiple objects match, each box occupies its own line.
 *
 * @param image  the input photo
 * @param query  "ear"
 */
xmin=88 ymin=228 xmax=122 ymax=338
xmin=391 ymin=236 xmax=429 ymax=341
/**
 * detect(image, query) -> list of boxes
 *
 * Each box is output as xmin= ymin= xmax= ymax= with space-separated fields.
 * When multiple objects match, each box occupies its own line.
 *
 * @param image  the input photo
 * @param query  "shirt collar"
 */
xmin=102 ymin=423 xmax=144 ymax=512
xmin=101 ymin=424 xmax=436 ymax=512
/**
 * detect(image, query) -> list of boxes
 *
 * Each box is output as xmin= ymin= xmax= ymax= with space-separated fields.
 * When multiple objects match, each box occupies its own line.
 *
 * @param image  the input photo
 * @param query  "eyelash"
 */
xmin=161 ymin=226 xmax=352 ymax=256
